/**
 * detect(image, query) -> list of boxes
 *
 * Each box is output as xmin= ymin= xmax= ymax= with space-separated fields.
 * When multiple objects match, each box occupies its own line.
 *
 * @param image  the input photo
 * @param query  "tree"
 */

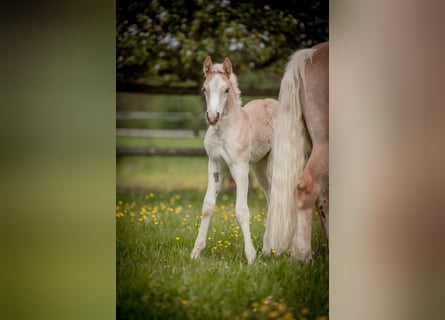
xmin=117 ymin=0 xmax=328 ymax=85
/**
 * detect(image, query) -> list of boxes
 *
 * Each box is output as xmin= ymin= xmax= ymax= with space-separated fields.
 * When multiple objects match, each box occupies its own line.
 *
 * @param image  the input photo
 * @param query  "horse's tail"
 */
xmin=267 ymin=49 xmax=315 ymax=253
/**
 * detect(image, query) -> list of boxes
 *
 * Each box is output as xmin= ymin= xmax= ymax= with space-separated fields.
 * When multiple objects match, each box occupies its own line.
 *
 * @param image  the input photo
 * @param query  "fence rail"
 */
xmin=116 ymin=111 xmax=197 ymax=121
xmin=116 ymin=128 xmax=205 ymax=138
xmin=117 ymin=146 xmax=206 ymax=157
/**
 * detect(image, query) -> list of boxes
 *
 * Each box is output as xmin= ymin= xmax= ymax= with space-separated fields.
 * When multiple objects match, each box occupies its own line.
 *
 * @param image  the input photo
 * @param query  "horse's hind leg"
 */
xmin=191 ymin=159 xmax=223 ymax=259
xmin=251 ymin=156 xmax=272 ymax=255
xmin=316 ymin=177 xmax=329 ymax=249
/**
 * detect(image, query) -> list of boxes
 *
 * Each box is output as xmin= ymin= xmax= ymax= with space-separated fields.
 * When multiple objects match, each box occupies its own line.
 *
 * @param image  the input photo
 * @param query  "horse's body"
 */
xmin=266 ymin=42 xmax=329 ymax=260
xmin=191 ymin=57 xmax=278 ymax=264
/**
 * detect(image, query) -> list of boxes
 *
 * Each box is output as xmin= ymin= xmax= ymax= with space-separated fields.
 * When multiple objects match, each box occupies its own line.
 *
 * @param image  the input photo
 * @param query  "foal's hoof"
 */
xmin=245 ymin=249 xmax=257 ymax=264
xmin=190 ymin=248 xmax=201 ymax=260
xmin=246 ymin=255 xmax=256 ymax=264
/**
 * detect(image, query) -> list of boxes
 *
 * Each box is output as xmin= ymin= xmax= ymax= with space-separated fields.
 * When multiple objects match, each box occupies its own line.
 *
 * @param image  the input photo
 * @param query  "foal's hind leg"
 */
xmin=251 ymin=156 xmax=271 ymax=203
xmin=251 ymin=156 xmax=272 ymax=255
xmin=191 ymin=159 xmax=223 ymax=259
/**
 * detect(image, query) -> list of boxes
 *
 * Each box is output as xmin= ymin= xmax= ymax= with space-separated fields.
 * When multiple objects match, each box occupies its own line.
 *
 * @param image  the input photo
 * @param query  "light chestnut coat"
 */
xmin=191 ymin=57 xmax=277 ymax=264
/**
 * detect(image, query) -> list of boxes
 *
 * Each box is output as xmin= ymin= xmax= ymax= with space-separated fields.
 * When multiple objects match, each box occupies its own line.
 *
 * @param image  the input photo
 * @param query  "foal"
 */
xmin=190 ymin=57 xmax=278 ymax=263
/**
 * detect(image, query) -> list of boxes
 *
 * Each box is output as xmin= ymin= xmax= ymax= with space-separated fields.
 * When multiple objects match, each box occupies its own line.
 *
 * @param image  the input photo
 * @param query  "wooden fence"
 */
xmin=116 ymin=146 xmax=206 ymax=157
xmin=117 ymin=83 xmax=278 ymax=157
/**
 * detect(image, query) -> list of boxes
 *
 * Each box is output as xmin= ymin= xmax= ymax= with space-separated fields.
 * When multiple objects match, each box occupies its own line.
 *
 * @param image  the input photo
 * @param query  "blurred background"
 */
xmin=116 ymin=0 xmax=328 ymax=192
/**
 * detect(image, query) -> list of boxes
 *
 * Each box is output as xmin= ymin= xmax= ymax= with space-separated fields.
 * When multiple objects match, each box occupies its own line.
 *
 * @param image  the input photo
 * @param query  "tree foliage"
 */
xmin=117 ymin=0 xmax=328 ymax=84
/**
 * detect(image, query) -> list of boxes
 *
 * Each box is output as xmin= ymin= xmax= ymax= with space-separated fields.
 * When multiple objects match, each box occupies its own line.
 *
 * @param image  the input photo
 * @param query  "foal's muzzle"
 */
xmin=205 ymin=111 xmax=220 ymax=125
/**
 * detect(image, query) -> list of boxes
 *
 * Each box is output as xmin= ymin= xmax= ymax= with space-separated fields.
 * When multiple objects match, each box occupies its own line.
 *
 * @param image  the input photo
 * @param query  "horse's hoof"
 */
xmin=290 ymin=248 xmax=312 ymax=262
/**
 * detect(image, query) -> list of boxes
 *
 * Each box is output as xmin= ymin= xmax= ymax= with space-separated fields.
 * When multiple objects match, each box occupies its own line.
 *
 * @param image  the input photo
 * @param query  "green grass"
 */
xmin=117 ymin=156 xmax=209 ymax=192
xmin=116 ymin=189 xmax=328 ymax=320
xmin=116 ymin=133 xmax=328 ymax=320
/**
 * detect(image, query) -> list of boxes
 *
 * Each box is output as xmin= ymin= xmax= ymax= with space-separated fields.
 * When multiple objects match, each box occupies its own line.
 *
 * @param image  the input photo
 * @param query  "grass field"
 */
xmin=116 ymin=189 xmax=328 ymax=320
xmin=116 ymin=136 xmax=328 ymax=320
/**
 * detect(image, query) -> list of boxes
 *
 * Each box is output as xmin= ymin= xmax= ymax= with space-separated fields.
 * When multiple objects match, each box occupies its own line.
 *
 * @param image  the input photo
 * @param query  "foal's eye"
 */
xmin=201 ymin=87 xmax=206 ymax=94
xmin=224 ymin=88 xmax=229 ymax=93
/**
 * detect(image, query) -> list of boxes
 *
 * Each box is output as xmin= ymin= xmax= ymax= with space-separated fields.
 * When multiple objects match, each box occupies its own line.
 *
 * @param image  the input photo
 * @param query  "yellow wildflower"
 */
xmin=283 ymin=312 xmax=295 ymax=320
xmin=259 ymin=305 xmax=270 ymax=312
xmin=277 ymin=303 xmax=287 ymax=312
xmin=300 ymin=308 xmax=310 ymax=315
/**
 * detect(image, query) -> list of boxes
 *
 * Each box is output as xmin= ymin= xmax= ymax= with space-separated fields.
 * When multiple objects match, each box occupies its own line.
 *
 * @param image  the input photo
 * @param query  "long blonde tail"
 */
xmin=267 ymin=49 xmax=315 ymax=253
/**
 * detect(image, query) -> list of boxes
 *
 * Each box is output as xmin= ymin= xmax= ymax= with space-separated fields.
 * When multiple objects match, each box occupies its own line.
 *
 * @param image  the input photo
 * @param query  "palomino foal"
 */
xmin=190 ymin=57 xmax=278 ymax=264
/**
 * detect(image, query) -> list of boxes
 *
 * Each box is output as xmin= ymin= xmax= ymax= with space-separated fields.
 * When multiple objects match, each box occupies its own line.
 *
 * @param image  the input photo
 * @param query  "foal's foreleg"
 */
xmin=231 ymin=164 xmax=256 ymax=263
xmin=291 ymin=145 xmax=328 ymax=260
xmin=191 ymin=159 xmax=222 ymax=259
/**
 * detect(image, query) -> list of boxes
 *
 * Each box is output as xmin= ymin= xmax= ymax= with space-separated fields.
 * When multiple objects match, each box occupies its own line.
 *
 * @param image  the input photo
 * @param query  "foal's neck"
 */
xmin=225 ymin=87 xmax=242 ymax=116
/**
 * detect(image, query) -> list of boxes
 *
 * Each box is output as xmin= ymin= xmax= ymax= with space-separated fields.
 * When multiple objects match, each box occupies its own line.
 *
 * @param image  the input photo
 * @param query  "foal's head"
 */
xmin=201 ymin=56 xmax=241 ymax=125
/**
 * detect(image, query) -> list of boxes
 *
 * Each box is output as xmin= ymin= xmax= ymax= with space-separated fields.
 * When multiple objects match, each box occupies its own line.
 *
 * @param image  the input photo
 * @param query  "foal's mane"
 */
xmin=207 ymin=63 xmax=242 ymax=106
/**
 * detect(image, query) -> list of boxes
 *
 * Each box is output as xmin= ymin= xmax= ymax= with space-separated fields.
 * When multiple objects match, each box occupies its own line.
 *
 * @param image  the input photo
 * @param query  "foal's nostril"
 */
xmin=205 ymin=111 xmax=219 ymax=125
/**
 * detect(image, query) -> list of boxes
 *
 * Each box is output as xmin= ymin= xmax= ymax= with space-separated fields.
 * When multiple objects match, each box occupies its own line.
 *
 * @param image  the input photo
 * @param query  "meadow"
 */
xmin=116 ymin=94 xmax=328 ymax=319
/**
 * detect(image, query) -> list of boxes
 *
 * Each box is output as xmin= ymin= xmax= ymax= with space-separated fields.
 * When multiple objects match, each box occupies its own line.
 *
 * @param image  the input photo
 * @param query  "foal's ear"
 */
xmin=223 ymin=57 xmax=232 ymax=75
xmin=203 ymin=56 xmax=213 ymax=77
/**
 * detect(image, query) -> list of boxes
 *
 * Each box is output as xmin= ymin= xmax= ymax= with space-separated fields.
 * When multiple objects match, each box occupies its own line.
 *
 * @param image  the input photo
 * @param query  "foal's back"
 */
xmin=243 ymin=98 xmax=278 ymax=163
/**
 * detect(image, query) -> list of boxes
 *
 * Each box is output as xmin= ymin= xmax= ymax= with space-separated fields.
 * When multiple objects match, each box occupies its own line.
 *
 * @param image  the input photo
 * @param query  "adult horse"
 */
xmin=190 ymin=56 xmax=278 ymax=264
xmin=265 ymin=42 xmax=329 ymax=261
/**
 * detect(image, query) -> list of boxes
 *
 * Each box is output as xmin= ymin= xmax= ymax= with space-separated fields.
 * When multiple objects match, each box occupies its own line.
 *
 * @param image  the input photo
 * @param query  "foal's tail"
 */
xmin=267 ymin=49 xmax=315 ymax=253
